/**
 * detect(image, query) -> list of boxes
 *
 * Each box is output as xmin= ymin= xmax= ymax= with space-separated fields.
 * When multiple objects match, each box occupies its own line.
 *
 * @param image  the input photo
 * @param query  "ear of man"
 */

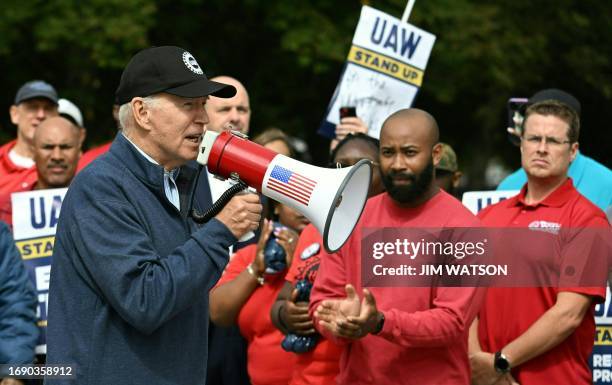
xmin=432 ymin=142 xmax=442 ymax=168
xmin=131 ymin=98 xmax=154 ymax=132
xmin=9 ymin=105 xmax=19 ymax=125
xmin=570 ymin=142 xmax=579 ymax=162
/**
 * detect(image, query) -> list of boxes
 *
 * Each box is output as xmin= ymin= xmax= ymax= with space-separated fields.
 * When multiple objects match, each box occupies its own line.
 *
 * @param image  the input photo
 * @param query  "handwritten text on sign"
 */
xmin=320 ymin=6 xmax=436 ymax=139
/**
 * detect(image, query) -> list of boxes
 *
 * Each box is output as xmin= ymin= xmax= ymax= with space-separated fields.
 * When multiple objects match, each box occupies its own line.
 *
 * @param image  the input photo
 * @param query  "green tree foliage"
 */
xmin=0 ymin=0 xmax=155 ymax=143
xmin=402 ymin=0 xmax=612 ymax=183
xmin=1 ymin=0 xmax=610 ymax=186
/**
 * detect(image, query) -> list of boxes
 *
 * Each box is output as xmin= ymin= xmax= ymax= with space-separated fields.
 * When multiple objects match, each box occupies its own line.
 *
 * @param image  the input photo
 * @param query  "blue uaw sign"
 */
xmin=11 ymin=188 xmax=67 ymax=355
xmin=594 ymin=288 xmax=612 ymax=384
xmin=461 ymin=190 xmax=519 ymax=215
xmin=319 ymin=5 xmax=436 ymax=139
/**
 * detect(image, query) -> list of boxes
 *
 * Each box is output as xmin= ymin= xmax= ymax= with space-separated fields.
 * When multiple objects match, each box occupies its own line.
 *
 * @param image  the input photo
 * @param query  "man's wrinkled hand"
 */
xmin=215 ymin=193 xmax=262 ymax=239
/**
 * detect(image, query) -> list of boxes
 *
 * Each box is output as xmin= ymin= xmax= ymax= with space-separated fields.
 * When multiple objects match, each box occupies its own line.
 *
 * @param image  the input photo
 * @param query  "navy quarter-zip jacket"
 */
xmin=45 ymin=133 xmax=235 ymax=385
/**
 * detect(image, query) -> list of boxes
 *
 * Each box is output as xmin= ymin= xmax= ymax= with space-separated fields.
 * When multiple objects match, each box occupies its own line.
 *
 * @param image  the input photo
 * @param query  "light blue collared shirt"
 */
xmin=122 ymin=133 xmax=181 ymax=210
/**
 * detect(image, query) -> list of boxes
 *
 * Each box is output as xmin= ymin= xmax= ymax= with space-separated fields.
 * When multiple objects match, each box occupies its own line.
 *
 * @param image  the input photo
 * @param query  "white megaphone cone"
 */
xmin=198 ymin=130 xmax=371 ymax=253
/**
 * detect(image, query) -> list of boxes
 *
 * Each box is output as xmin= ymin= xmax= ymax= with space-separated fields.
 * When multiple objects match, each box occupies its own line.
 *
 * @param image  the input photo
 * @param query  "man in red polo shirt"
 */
xmin=309 ymin=109 xmax=485 ymax=385
xmin=469 ymin=95 xmax=610 ymax=385
xmin=0 ymin=80 xmax=59 ymax=225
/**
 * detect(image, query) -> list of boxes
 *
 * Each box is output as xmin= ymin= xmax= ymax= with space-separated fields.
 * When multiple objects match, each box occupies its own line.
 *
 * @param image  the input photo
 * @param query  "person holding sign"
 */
xmin=318 ymin=6 xmax=436 ymax=141
xmin=469 ymin=97 xmax=609 ymax=385
xmin=310 ymin=109 xmax=484 ymax=385
xmin=45 ymin=46 xmax=262 ymax=385
xmin=330 ymin=107 xmax=370 ymax=151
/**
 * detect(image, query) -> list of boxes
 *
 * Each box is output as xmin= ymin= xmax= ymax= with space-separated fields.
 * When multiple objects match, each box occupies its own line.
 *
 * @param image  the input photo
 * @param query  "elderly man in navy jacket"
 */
xmin=45 ymin=46 xmax=262 ymax=385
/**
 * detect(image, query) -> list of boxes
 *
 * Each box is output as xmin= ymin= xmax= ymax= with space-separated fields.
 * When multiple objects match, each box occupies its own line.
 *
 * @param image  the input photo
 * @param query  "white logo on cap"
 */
xmin=182 ymin=51 xmax=204 ymax=75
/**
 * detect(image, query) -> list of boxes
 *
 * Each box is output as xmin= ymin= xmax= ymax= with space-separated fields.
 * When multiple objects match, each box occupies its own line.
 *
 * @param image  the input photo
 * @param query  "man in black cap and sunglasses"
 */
xmin=45 ymin=46 xmax=262 ymax=385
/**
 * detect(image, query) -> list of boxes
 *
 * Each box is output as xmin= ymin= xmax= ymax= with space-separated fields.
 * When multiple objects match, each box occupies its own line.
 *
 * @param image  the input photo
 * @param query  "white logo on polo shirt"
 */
xmin=528 ymin=220 xmax=561 ymax=234
xmin=182 ymin=51 xmax=204 ymax=75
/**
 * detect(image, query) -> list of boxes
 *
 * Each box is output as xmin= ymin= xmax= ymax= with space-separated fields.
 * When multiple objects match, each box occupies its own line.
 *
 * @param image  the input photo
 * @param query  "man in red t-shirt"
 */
xmin=469 ymin=95 xmax=610 ymax=385
xmin=0 ymin=80 xmax=59 ymax=225
xmin=309 ymin=109 xmax=485 ymax=385
xmin=270 ymin=133 xmax=384 ymax=385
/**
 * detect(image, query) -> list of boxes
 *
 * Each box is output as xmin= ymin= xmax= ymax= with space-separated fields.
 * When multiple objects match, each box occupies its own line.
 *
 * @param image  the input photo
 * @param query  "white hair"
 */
xmin=118 ymin=95 xmax=161 ymax=133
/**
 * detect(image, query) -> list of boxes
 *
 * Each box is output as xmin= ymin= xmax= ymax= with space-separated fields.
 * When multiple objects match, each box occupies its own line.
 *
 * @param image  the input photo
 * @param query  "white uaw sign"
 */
xmin=319 ymin=5 xmax=436 ymax=139
xmin=11 ymin=187 xmax=68 ymax=354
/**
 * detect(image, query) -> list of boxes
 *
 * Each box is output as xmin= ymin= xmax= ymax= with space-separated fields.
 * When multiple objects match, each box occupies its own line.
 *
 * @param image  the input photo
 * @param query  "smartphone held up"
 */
xmin=339 ymin=106 xmax=357 ymax=120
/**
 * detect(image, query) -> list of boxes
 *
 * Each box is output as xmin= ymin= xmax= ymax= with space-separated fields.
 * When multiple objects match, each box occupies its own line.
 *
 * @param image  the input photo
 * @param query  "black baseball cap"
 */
xmin=525 ymin=88 xmax=581 ymax=116
xmin=115 ymin=46 xmax=236 ymax=105
xmin=14 ymin=80 xmax=58 ymax=105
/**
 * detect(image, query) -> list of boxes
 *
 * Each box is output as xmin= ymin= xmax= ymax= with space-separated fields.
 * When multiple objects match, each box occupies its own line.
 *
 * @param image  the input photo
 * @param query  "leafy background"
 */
xmin=1 ymin=0 xmax=610 ymax=187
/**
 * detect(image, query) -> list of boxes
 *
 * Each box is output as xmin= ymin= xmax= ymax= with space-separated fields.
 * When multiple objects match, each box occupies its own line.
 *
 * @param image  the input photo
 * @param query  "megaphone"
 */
xmin=197 ymin=130 xmax=371 ymax=253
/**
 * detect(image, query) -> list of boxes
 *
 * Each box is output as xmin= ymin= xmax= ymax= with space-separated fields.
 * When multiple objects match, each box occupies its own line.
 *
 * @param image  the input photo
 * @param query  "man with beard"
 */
xmin=309 ymin=109 xmax=485 ymax=384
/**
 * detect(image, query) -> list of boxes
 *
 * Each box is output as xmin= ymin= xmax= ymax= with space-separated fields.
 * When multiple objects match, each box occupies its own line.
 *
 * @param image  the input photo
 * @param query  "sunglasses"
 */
xmin=328 ymin=160 xmax=379 ymax=169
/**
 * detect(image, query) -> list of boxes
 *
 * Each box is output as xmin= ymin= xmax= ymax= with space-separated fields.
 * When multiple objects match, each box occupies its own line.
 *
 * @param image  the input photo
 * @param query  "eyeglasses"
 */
xmin=522 ymin=135 xmax=571 ymax=147
xmin=328 ymin=160 xmax=380 ymax=169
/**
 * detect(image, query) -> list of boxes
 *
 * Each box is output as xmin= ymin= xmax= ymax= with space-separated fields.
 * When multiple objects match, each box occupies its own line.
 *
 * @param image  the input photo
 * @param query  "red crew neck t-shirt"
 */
xmin=216 ymin=244 xmax=297 ymax=385
xmin=310 ymin=190 xmax=485 ymax=385
xmin=285 ymin=223 xmax=343 ymax=385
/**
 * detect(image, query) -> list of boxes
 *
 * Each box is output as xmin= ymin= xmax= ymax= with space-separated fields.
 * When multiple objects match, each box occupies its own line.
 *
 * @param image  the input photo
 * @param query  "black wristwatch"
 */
xmin=373 ymin=311 xmax=385 ymax=334
xmin=494 ymin=351 xmax=511 ymax=374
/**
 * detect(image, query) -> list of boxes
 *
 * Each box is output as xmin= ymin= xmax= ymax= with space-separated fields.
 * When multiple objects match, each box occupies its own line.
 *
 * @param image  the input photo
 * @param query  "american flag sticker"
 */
xmin=266 ymin=165 xmax=317 ymax=206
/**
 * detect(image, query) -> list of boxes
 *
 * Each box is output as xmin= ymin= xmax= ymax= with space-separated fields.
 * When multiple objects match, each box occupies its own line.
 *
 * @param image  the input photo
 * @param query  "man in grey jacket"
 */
xmin=45 ymin=46 xmax=262 ymax=385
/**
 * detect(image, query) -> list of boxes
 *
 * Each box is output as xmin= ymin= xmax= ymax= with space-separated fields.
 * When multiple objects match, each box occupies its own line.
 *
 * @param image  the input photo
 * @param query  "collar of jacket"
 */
xmin=109 ymin=132 xmax=201 ymax=215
